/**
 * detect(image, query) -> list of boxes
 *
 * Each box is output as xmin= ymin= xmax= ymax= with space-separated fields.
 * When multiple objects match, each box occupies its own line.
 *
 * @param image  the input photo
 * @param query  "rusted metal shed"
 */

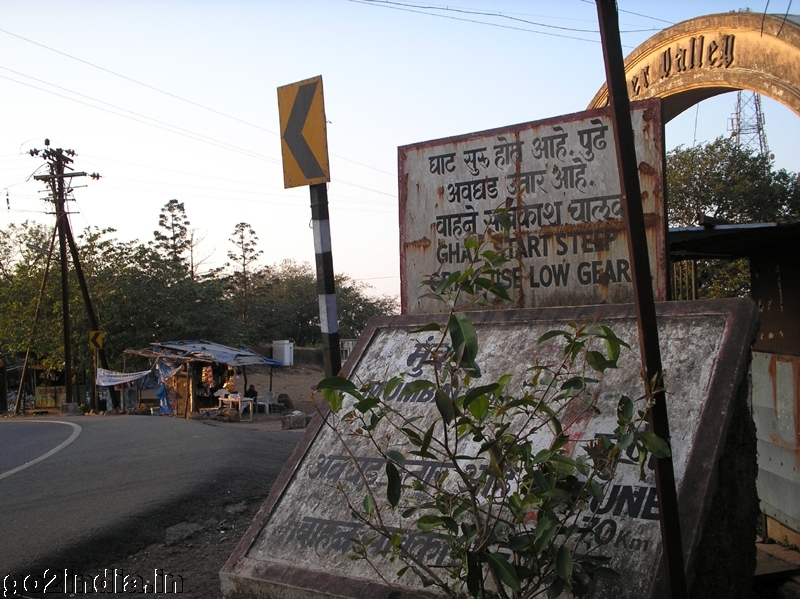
xmin=669 ymin=220 xmax=800 ymax=544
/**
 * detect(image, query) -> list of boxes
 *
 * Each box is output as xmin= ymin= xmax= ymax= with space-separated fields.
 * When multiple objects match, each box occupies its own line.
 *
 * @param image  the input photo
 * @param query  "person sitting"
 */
xmin=244 ymin=384 xmax=258 ymax=399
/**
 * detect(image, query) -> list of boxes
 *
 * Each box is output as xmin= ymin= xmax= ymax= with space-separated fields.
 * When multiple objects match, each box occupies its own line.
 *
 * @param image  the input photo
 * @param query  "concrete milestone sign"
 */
xmin=221 ymin=300 xmax=758 ymax=599
xmin=398 ymin=99 xmax=666 ymax=315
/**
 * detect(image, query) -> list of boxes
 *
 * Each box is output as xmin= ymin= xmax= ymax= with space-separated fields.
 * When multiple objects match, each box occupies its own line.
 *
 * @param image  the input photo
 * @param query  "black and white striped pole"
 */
xmin=311 ymin=183 xmax=342 ymax=378
xmin=277 ymin=76 xmax=341 ymax=378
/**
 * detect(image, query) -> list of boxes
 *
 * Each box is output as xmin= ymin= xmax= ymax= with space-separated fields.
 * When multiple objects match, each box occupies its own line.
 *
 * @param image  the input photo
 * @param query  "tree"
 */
xmin=153 ymin=199 xmax=191 ymax=271
xmin=227 ymin=222 xmax=263 ymax=326
xmin=0 ymin=222 xmax=67 ymax=371
xmin=246 ymin=260 xmax=398 ymax=346
xmin=336 ymin=274 xmax=398 ymax=339
xmin=666 ymin=137 xmax=800 ymax=298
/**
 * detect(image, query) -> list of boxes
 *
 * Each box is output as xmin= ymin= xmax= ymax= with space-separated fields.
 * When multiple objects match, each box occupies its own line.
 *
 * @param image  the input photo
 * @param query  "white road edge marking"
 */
xmin=0 ymin=420 xmax=82 ymax=481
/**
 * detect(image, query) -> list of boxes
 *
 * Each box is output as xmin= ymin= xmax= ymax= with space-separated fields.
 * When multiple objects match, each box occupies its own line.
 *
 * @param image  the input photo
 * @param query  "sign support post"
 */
xmin=596 ymin=2 xmax=688 ymax=597
xmin=278 ymin=76 xmax=341 ymax=378
xmin=310 ymin=183 xmax=341 ymax=378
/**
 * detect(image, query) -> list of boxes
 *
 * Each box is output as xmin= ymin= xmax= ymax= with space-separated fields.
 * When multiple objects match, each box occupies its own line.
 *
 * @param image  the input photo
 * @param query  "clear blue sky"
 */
xmin=1 ymin=0 xmax=797 ymax=298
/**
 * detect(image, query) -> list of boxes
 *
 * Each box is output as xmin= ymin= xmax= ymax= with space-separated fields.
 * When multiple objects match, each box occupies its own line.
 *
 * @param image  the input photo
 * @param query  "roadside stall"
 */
xmin=121 ymin=340 xmax=282 ymax=418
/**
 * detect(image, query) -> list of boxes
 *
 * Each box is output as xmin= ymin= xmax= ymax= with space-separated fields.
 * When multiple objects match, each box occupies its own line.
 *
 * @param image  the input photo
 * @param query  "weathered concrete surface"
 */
xmin=222 ymin=300 xmax=758 ymax=599
xmin=589 ymin=12 xmax=800 ymax=122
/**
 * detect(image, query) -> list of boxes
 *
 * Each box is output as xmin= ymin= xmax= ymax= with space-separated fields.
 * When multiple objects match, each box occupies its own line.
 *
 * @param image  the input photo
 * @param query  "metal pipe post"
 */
xmin=595 ymin=1 xmax=689 ymax=597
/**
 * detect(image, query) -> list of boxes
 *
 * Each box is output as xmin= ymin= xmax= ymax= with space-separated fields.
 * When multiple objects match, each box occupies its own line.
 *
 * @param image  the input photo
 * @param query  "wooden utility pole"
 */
xmin=33 ymin=143 xmax=76 ymax=404
xmin=26 ymin=141 xmax=116 ymax=410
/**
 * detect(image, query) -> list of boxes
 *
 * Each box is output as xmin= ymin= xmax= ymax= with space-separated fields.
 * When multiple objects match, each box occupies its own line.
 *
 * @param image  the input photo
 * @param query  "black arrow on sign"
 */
xmin=90 ymin=331 xmax=102 ymax=349
xmin=283 ymin=81 xmax=325 ymax=180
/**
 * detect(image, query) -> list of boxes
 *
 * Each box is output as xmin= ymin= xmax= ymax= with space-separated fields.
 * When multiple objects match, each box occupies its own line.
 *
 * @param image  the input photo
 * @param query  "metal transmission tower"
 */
xmin=729 ymin=90 xmax=771 ymax=156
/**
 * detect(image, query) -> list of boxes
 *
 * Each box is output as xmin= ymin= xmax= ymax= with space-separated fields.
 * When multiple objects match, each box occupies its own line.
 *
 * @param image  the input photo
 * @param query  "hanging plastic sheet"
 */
xmin=154 ymin=360 xmax=181 ymax=383
xmin=96 ymin=368 xmax=152 ymax=387
xmin=156 ymin=382 xmax=173 ymax=415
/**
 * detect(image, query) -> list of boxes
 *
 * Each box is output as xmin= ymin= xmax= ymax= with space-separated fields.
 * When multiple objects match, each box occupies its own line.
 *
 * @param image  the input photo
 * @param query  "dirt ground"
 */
xmin=240 ymin=363 xmax=325 ymax=416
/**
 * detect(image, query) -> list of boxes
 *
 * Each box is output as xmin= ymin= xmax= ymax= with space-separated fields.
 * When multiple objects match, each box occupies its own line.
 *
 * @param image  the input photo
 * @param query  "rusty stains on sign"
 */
xmin=398 ymin=99 xmax=666 ymax=315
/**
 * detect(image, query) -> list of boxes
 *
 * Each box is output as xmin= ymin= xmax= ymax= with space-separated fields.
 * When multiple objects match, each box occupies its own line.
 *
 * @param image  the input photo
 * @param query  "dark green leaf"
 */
xmin=468 ymin=395 xmax=490 ymax=419
xmin=386 ymin=461 xmax=401 ymax=507
xmin=448 ymin=312 xmax=480 ymax=376
xmin=466 ymin=552 xmax=481 ymax=596
xmin=385 ymin=449 xmax=406 ymax=466
xmin=435 ymin=389 xmax=455 ymax=424
xmin=322 ymin=388 xmax=342 ymax=413
xmin=556 ymin=545 xmax=574 ymax=582
xmin=416 ymin=515 xmax=445 ymax=532
xmin=409 ymin=323 xmax=442 ymax=333
xmin=420 ymin=423 xmax=435 ymax=455
xmin=363 ymin=493 xmax=374 ymax=515
xmin=486 ymin=552 xmax=521 ymax=591
xmin=537 ymin=329 xmax=570 ymax=344
xmin=401 ymin=427 xmax=422 ymax=445
xmin=354 ymin=395 xmax=380 ymax=413
xmin=640 ymin=431 xmax=672 ymax=458
xmin=618 ymin=395 xmax=634 ymax=421
xmin=547 ymin=578 xmax=565 ymax=599
xmin=586 ymin=350 xmax=616 ymax=372
xmin=436 ymin=270 xmax=461 ymax=295
xmin=384 ymin=375 xmax=404 ymax=398
xmin=317 ymin=376 xmax=358 ymax=393
xmin=464 ymin=383 xmax=499 ymax=407
xmin=400 ymin=380 xmax=435 ymax=395
xmin=560 ymin=376 xmax=585 ymax=392
xmin=490 ymin=283 xmax=512 ymax=301
xmin=473 ymin=276 xmax=493 ymax=290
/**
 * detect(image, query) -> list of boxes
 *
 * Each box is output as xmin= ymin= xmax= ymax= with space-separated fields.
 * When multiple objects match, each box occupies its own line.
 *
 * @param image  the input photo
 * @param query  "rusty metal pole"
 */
xmin=595 ymin=2 xmax=689 ymax=598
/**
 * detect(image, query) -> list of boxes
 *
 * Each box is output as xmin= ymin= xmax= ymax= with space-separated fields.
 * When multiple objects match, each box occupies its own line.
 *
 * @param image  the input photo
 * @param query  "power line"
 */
xmin=576 ymin=0 xmax=674 ymax=25
xmin=0 ymin=71 xmax=398 ymax=200
xmin=351 ymin=0 xmax=661 ymax=33
xmin=0 ymin=27 xmax=278 ymax=136
xmin=348 ymin=0 xmax=602 ymax=43
xmin=0 ymin=26 xmax=396 ymax=179
xmin=0 ymin=69 xmax=279 ymax=164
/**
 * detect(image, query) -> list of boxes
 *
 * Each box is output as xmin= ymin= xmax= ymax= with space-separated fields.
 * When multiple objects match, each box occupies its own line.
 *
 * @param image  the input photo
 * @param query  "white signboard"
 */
xmin=222 ymin=301 xmax=758 ymax=599
xmin=399 ymin=99 xmax=666 ymax=314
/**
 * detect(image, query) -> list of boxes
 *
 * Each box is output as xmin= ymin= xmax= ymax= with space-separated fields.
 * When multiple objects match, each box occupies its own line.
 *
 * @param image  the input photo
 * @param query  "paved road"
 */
xmin=0 ymin=415 xmax=301 ymax=577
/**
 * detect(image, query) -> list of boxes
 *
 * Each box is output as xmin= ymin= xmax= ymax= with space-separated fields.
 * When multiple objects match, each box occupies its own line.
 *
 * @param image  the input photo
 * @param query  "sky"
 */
xmin=1 ymin=0 xmax=798 ymax=300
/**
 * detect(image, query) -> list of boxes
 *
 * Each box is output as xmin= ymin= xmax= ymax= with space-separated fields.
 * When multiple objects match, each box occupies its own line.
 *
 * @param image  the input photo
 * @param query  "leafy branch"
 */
xmin=317 ymin=225 xmax=669 ymax=598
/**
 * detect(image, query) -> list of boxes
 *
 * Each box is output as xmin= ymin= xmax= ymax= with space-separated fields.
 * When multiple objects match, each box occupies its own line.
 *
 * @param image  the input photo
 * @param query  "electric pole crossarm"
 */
xmin=33 ymin=172 xmax=89 ymax=181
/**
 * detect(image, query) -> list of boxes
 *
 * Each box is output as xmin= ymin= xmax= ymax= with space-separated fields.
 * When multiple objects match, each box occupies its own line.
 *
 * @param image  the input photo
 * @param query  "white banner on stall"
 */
xmin=96 ymin=368 xmax=152 ymax=387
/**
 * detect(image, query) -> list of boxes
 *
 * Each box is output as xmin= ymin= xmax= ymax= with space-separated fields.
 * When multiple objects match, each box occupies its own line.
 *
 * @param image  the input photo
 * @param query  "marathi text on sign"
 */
xmin=398 ymin=99 xmax=666 ymax=314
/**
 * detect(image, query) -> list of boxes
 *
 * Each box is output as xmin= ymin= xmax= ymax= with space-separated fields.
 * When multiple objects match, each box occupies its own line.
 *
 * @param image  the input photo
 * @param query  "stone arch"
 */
xmin=588 ymin=12 xmax=800 ymax=122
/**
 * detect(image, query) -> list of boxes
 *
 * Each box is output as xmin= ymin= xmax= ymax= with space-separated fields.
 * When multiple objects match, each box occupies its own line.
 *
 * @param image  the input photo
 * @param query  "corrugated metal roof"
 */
xmin=668 ymin=220 xmax=800 ymax=259
xmin=126 ymin=340 xmax=283 ymax=367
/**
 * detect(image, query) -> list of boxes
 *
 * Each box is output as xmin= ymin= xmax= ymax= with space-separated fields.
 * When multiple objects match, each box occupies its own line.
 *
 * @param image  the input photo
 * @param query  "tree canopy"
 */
xmin=666 ymin=136 xmax=800 ymax=299
xmin=667 ymin=136 xmax=800 ymax=227
xmin=0 ymin=202 xmax=398 ymax=378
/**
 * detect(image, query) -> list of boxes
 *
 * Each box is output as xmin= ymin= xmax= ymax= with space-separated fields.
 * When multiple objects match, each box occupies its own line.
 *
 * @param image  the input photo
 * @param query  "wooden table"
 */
xmin=218 ymin=395 xmax=253 ymax=422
